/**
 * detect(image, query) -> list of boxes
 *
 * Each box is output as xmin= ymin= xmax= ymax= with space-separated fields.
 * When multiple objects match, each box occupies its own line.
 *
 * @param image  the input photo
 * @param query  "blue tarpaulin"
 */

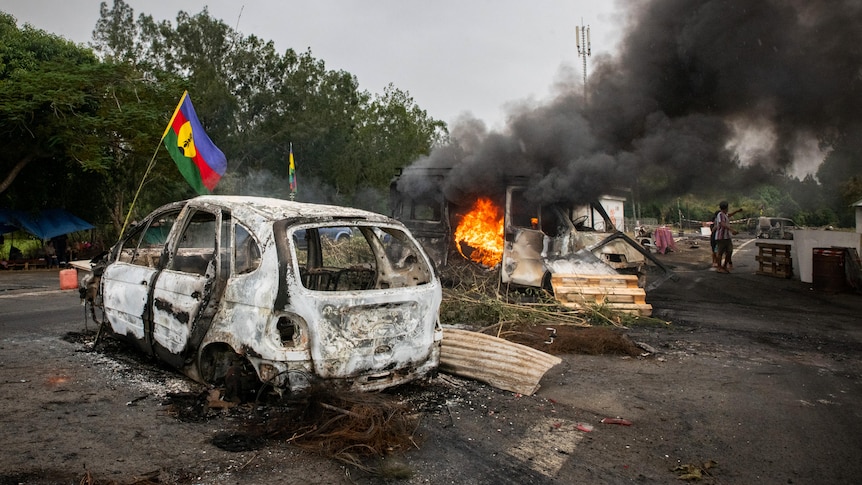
xmin=0 ymin=209 xmax=94 ymax=239
xmin=0 ymin=209 xmax=27 ymax=235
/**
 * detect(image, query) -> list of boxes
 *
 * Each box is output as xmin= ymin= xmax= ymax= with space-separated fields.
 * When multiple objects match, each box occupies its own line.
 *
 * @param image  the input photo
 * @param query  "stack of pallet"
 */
xmin=551 ymin=273 xmax=652 ymax=316
xmin=755 ymin=242 xmax=793 ymax=278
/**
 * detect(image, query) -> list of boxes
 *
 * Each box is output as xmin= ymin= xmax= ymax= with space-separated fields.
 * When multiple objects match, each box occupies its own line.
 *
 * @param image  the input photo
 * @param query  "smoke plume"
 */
xmin=398 ymin=0 xmax=862 ymax=206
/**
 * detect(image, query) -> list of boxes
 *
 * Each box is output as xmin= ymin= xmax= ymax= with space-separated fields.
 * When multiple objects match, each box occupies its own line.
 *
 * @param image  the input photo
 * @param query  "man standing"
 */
xmin=710 ymin=209 xmax=721 ymax=268
xmin=714 ymin=201 xmax=739 ymax=273
xmin=51 ymin=234 xmax=68 ymax=267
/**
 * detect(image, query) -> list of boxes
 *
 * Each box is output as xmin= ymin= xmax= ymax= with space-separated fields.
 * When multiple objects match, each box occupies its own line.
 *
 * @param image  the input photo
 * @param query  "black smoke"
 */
xmin=398 ymin=0 xmax=862 ymax=206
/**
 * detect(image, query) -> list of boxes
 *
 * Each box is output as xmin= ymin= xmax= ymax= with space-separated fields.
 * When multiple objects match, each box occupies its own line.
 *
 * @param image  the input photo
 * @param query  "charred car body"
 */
xmin=88 ymin=196 xmax=442 ymax=395
xmin=390 ymin=168 xmax=672 ymax=293
xmin=751 ymin=217 xmax=798 ymax=240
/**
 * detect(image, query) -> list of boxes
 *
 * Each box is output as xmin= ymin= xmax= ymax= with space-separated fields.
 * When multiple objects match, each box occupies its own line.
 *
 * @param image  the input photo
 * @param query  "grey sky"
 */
xmin=2 ymin=0 xmax=624 ymax=129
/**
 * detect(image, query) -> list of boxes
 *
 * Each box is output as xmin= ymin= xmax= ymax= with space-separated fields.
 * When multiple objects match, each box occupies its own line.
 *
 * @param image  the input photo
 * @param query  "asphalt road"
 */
xmin=1 ymin=240 xmax=861 ymax=484
xmin=0 ymin=270 xmax=85 ymax=333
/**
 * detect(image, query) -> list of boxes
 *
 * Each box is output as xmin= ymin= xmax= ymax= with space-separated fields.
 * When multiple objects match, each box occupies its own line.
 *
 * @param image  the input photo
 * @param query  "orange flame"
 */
xmin=454 ymin=198 xmax=504 ymax=267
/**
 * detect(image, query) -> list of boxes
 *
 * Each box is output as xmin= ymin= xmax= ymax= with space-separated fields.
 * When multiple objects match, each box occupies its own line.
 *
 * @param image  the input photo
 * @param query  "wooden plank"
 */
xmin=757 ymin=270 xmax=791 ymax=278
xmin=555 ymin=288 xmax=647 ymax=305
xmin=563 ymin=292 xmax=646 ymax=303
xmin=551 ymin=274 xmax=639 ymax=288
xmin=557 ymin=300 xmax=653 ymax=316
xmin=550 ymin=272 xmax=651 ymax=315
xmin=756 ymin=242 xmax=792 ymax=250
xmin=758 ymin=257 xmax=792 ymax=263
xmin=601 ymin=303 xmax=653 ymax=316
xmin=553 ymin=286 xmax=645 ymax=295
xmin=756 ymin=254 xmax=792 ymax=260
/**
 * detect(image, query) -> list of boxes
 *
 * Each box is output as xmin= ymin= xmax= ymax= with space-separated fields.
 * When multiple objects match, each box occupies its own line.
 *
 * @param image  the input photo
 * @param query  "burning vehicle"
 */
xmin=390 ymin=168 xmax=673 ymax=314
xmin=86 ymin=196 xmax=442 ymax=396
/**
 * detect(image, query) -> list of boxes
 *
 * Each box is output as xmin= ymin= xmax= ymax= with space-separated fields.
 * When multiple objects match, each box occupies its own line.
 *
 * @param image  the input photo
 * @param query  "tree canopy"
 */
xmin=1 ymin=1 xmax=447 ymax=240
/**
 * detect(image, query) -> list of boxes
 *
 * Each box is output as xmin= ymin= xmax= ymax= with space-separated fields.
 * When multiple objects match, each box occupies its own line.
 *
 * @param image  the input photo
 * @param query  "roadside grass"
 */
xmin=438 ymin=259 xmax=668 ymax=328
xmin=0 ymin=232 xmax=44 ymax=260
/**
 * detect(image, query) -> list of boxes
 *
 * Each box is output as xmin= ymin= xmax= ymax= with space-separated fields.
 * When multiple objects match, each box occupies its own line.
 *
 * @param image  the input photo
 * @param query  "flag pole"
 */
xmin=118 ymin=92 xmax=188 ymax=241
xmin=118 ymin=146 xmax=160 ymax=241
xmin=288 ymin=142 xmax=296 ymax=201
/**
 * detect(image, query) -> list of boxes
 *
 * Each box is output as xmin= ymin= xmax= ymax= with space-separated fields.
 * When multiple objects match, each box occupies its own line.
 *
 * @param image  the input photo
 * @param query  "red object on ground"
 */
xmin=653 ymin=227 xmax=677 ymax=254
xmin=59 ymin=269 xmax=77 ymax=290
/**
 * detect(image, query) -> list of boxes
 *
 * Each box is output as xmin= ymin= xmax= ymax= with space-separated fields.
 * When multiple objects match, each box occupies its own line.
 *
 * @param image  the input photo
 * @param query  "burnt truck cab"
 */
xmin=388 ymin=168 xmax=452 ymax=269
xmin=391 ymin=174 xmax=671 ymax=292
xmin=501 ymin=186 xmax=668 ymax=290
xmin=93 ymin=196 xmax=442 ymax=395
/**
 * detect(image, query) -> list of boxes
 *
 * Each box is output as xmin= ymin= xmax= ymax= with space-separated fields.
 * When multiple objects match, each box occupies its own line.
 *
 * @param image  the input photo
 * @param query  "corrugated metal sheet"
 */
xmin=440 ymin=328 xmax=562 ymax=395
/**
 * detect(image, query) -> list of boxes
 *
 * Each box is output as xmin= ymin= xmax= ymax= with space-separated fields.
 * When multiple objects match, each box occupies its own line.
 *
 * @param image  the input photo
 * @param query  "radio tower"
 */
xmin=575 ymin=20 xmax=591 ymax=104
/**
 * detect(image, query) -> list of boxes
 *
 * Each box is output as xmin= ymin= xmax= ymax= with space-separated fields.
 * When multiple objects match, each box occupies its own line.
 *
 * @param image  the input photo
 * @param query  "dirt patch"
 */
xmin=493 ymin=325 xmax=645 ymax=356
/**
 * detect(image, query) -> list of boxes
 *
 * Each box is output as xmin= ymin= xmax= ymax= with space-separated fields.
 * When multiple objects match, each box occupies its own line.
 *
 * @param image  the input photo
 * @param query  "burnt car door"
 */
xmin=100 ymin=207 xmax=181 ymax=354
xmin=149 ymin=207 xmax=222 ymax=366
xmin=502 ymin=186 xmax=545 ymax=286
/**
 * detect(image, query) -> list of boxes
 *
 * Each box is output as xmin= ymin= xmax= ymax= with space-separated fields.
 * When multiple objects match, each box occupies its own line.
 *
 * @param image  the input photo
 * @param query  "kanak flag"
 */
xmin=163 ymin=91 xmax=227 ymax=195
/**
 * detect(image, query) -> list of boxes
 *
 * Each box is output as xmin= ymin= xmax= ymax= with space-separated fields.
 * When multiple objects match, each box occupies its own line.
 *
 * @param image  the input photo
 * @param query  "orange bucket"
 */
xmin=59 ymin=268 xmax=78 ymax=290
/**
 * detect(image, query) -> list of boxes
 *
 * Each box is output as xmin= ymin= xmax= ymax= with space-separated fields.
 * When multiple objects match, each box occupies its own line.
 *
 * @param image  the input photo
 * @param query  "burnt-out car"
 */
xmin=91 ymin=196 xmax=442 ymax=395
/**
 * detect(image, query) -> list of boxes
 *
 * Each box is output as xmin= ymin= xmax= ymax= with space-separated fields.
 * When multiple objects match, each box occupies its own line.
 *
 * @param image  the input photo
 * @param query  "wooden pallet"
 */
xmin=550 ymin=274 xmax=652 ymax=316
xmin=755 ymin=242 xmax=792 ymax=278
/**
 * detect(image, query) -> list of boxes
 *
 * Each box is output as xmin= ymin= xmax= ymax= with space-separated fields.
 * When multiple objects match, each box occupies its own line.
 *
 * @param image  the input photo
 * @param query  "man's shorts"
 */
xmin=716 ymin=238 xmax=733 ymax=256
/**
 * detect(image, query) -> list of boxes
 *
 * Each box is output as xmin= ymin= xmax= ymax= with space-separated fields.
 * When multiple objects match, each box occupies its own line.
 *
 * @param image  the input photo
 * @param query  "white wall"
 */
xmin=791 ymin=230 xmax=862 ymax=283
xmin=597 ymin=196 xmax=626 ymax=232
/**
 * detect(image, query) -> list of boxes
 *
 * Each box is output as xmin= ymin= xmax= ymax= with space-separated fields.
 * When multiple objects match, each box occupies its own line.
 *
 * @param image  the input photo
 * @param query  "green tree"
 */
xmin=1 ymin=10 xmax=191 ymax=238
xmin=91 ymin=0 xmax=139 ymax=64
xmin=0 ymin=12 xmax=102 ymax=197
xmin=816 ymin=128 xmax=862 ymax=226
xmin=91 ymin=1 xmax=447 ymax=205
xmin=5 ymin=0 xmax=448 ymax=239
xmin=352 ymin=84 xmax=448 ymax=189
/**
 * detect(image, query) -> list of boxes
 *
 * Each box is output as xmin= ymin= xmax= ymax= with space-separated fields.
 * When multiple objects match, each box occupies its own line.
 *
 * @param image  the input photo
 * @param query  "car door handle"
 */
xmin=141 ymin=280 xmax=148 ymax=285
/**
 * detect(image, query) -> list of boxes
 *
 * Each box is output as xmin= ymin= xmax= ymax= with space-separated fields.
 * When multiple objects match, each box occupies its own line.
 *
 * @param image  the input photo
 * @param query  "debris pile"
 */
xmin=214 ymin=388 xmax=421 ymax=470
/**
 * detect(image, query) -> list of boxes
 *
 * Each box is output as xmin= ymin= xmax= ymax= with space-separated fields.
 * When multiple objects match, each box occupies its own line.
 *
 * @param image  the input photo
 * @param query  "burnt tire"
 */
xmin=199 ymin=344 xmax=260 ymax=402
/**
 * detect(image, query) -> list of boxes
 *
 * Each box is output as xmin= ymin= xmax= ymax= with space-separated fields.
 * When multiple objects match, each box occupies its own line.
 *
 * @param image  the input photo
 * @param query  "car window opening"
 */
xmin=234 ymin=222 xmax=262 ymax=275
xmin=118 ymin=211 xmax=180 ymax=267
xmin=291 ymin=225 xmax=432 ymax=291
xmin=170 ymin=211 xmax=217 ymax=276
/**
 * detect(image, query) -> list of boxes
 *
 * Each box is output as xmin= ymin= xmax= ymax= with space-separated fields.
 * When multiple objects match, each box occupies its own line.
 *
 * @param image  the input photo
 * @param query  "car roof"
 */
xmin=185 ymin=195 xmax=393 ymax=224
